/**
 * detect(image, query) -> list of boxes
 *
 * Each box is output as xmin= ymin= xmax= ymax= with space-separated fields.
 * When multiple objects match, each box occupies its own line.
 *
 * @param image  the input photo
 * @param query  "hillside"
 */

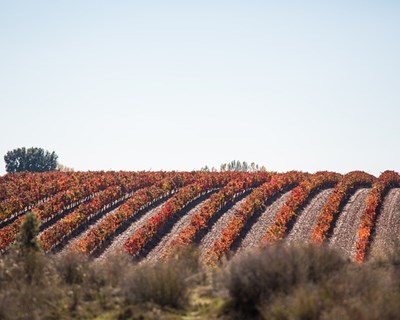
xmin=1 ymin=170 xmax=399 ymax=263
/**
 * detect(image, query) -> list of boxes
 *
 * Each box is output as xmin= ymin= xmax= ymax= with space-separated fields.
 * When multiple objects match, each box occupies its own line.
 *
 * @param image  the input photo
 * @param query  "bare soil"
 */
xmin=236 ymin=191 xmax=292 ymax=253
xmin=199 ymin=197 xmax=249 ymax=260
xmin=328 ymin=188 xmax=370 ymax=260
xmin=98 ymin=201 xmax=168 ymax=260
xmin=144 ymin=199 xmax=209 ymax=262
xmin=369 ymin=188 xmax=400 ymax=257
xmin=62 ymin=205 xmax=123 ymax=254
xmin=287 ymin=188 xmax=334 ymax=244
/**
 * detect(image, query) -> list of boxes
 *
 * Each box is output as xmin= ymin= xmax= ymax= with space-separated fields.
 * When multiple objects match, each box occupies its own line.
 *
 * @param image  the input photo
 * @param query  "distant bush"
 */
xmin=123 ymin=261 xmax=189 ymax=308
xmin=224 ymin=244 xmax=346 ymax=317
xmin=123 ymin=249 xmax=200 ymax=309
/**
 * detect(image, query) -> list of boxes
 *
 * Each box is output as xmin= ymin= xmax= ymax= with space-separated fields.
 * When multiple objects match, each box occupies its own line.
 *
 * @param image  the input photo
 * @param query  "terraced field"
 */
xmin=1 ymin=170 xmax=399 ymax=263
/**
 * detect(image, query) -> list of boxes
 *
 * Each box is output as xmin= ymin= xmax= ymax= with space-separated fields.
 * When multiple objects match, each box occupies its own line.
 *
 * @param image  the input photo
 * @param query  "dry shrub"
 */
xmin=369 ymin=237 xmax=400 ymax=267
xmin=93 ymin=252 xmax=132 ymax=286
xmin=260 ymin=260 xmax=400 ymax=320
xmin=224 ymin=243 xmax=346 ymax=316
xmin=54 ymin=251 xmax=90 ymax=285
xmin=123 ymin=248 xmax=201 ymax=309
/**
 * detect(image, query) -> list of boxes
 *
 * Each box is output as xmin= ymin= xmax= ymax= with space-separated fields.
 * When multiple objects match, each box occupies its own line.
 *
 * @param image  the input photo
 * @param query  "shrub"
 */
xmin=122 ymin=249 xmax=200 ymax=309
xmin=224 ymin=244 xmax=346 ymax=316
xmin=54 ymin=251 xmax=90 ymax=285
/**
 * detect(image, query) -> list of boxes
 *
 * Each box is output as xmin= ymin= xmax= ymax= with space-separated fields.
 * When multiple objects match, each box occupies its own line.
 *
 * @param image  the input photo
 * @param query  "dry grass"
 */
xmin=1 ymin=243 xmax=400 ymax=319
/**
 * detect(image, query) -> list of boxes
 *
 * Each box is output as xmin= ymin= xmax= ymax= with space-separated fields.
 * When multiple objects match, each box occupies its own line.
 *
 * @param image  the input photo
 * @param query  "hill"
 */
xmin=0 ymin=170 xmax=399 ymax=263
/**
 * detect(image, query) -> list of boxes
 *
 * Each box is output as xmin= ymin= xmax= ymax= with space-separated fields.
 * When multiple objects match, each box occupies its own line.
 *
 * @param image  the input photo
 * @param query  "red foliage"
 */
xmin=262 ymin=171 xmax=342 ymax=244
xmin=164 ymin=172 xmax=271 ymax=258
xmin=354 ymin=171 xmax=400 ymax=262
xmin=38 ymin=172 xmax=161 ymax=252
xmin=71 ymin=172 xmax=202 ymax=254
xmin=123 ymin=173 xmax=238 ymax=256
xmin=310 ymin=171 xmax=376 ymax=244
xmin=0 ymin=171 xmax=83 ymax=223
xmin=0 ymin=172 xmax=162 ymax=253
xmin=203 ymin=171 xmax=307 ymax=265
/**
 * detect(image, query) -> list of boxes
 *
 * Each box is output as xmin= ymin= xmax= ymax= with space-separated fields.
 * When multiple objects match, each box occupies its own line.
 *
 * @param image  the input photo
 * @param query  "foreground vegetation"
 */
xmin=1 ymin=239 xmax=400 ymax=319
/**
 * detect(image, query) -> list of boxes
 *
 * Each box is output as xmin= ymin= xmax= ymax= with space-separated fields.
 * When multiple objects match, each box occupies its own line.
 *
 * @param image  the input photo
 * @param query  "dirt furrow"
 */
xmin=98 ymin=201 xmax=168 ymax=261
xmin=236 ymin=191 xmax=292 ymax=253
xmin=370 ymin=188 xmax=400 ymax=257
xmin=199 ymin=197 xmax=250 ymax=259
xmin=145 ymin=199 xmax=210 ymax=263
xmin=287 ymin=188 xmax=333 ymax=244
xmin=61 ymin=205 xmax=123 ymax=254
xmin=329 ymin=188 xmax=370 ymax=260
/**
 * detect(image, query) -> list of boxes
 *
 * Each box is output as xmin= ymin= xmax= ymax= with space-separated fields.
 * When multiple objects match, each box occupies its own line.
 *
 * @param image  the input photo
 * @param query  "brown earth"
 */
xmin=144 ymin=198 xmax=210 ymax=262
xmin=237 ymin=191 xmax=292 ymax=253
xmin=287 ymin=188 xmax=334 ymax=244
xmin=328 ymin=188 xmax=370 ymax=260
xmin=98 ymin=201 xmax=168 ymax=260
xmin=62 ymin=205 xmax=123 ymax=254
xmin=369 ymin=188 xmax=400 ymax=258
xmin=199 ymin=197 xmax=249 ymax=260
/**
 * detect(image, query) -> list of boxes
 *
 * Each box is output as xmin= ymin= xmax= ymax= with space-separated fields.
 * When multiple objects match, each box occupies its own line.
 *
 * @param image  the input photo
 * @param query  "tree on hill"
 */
xmin=220 ymin=160 xmax=266 ymax=172
xmin=4 ymin=147 xmax=58 ymax=173
xmin=57 ymin=163 xmax=74 ymax=172
xmin=201 ymin=160 xmax=266 ymax=172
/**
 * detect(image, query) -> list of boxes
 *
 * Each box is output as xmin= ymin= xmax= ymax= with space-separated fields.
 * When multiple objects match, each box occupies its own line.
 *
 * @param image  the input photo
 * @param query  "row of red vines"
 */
xmin=310 ymin=171 xmax=376 ymax=244
xmin=0 ymin=172 xmax=84 ymax=223
xmin=33 ymin=172 xmax=145 ymax=225
xmin=203 ymin=171 xmax=307 ymax=265
xmin=163 ymin=172 xmax=271 ymax=258
xmin=0 ymin=171 xmax=65 ymax=202
xmin=0 ymin=172 xmax=156 ymax=252
xmin=72 ymin=172 xmax=205 ymax=254
xmin=39 ymin=173 xmax=163 ymax=252
xmin=354 ymin=171 xmax=400 ymax=262
xmin=261 ymin=171 xmax=342 ymax=245
xmin=123 ymin=172 xmax=238 ymax=256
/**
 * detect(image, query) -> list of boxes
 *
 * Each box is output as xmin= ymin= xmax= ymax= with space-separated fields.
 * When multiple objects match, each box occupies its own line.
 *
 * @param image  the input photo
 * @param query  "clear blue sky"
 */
xmin=1 ymin=1 xmax=399 ymax=175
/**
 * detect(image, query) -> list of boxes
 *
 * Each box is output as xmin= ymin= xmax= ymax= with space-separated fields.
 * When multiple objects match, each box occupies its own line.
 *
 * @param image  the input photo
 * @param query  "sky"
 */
xmin=0 ymin=1 xmax=399 ymax=176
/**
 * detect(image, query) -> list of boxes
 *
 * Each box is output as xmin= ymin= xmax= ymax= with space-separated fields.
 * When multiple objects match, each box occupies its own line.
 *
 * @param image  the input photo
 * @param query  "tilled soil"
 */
xmin=287 ymin=188 xmax=334 ymax=244
xmin=98 ymin=201 xmax=167 ymax=260
xmin=369 ymin=188 xmax=400 ymax=257
xmin=329 ymin=188 xmax=370 ymax=260
xmin=61 ymin=205 xmax=122 ymax=254
xmin=236 ymin=191 xmax=291 ymax=253
xmin=40 ymin=192 xmax=134 ymax=254
xmin=199 ymin=197 xmax=248 ymax=259
xmin=145 ymin=199 xmax=210 ymax=262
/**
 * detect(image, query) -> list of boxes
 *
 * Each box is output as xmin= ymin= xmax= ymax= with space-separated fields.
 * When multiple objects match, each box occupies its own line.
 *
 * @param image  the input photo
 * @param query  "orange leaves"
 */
xmin=0 ymin=171 xmax=78 ymax=224
xmin=310 ymin=171 xmax=376 ymax=244
xmin=162 ymin=173 xmax=270 ymax=258
xmin=0 ymin=172 xmax=159 ymax=253
xmin=72 ymin=172 xmax=198 ymax=255
xmin=203 ymin=171 xmax=306 ymax=265
xmin=123 ymin=173 xmax=233 ymax=256
xmin=39 ymin=172 xmax=171 ymax=252
xmin=261 ymin=171 xmax=342 ymax=245
xmin=354 ymin=171 xmax=400 ymax=262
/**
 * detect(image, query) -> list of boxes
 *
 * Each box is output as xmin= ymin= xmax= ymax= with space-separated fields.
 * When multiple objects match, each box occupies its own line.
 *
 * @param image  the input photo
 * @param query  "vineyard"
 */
xmin=1 ymin=170 xmax=399 ymax=264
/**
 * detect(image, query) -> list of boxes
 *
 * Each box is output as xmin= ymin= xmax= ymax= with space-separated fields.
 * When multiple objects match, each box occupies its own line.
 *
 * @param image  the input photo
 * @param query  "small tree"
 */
xmin=14 ymin=212 xmax=42 ymax=284
xmin=15 ymin=211 xmax=40 ymax=253
xmin=57 ymin=163 xmax=74 ymax=172
xmin=4 ymin=147 xmax=58 ymax=173
xmin=218 ymin=160 xmax=267 ymax=172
